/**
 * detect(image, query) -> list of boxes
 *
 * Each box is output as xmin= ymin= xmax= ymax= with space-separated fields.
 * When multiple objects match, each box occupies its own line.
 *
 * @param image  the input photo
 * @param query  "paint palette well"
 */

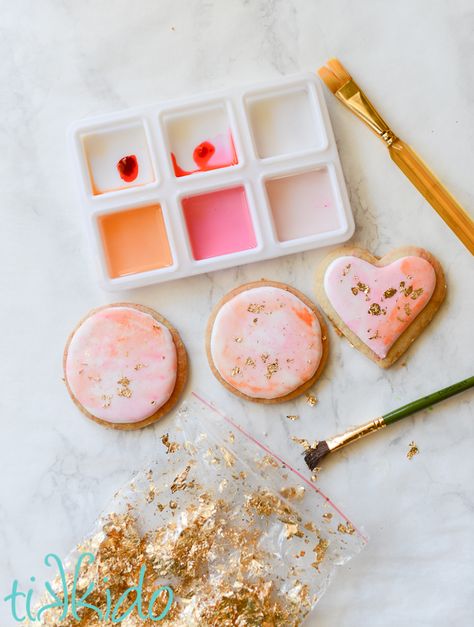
xmin=98 ymin=204 xmax=173 ymax=278
xmin=164 ymin=104 xmax=238 ymax=177
xmin=265 ymin=167 xmax=340 ymax=242
xmin=246 ymin=87 xmax=323 ymax=159
xmin=182 ymin=186 xmax=256 ymax=260
xmin=70 ymin=73 xmax=354 ymax=290
xmin=82 ymin=122 xmax=156 ymax=194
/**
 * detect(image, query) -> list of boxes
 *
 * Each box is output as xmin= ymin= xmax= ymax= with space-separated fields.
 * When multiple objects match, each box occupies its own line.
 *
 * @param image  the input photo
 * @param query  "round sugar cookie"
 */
xmin=64 ymin=303 xmax=188 ymax=430
xmin=206 ymin=281 xmax=329 ymax=403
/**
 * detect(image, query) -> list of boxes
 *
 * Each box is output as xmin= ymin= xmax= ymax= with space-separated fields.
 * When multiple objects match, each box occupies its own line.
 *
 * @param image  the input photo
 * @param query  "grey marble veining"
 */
xmin=1 ymin=1 xmax=473 ymax=625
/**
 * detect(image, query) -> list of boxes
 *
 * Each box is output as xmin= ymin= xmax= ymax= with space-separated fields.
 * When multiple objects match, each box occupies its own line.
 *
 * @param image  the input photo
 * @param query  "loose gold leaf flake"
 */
xmin=257 ymin=455 xmax=279 ymax=468
xmin=342 ymin=263 xmax=351 ymax=276
xmin=245 ymin=357 xmax=256 ymax=367
xmin=337 ymin=522 xmax=355 ymax=535
xmin=351 ymin=287 xmax=359 ymax=296
xmin=231 ymin=366 xmax=241 ymax=377
xmin=286 ymin=414 xmax=299 ymax=421
xmin=383 ymin=287 xmax=397 ymax=298
xmin=134 ymin=363 xmax=146 ymax=370
xmin=117 ymin=376 xmax=130 ymax=386
xmin=146 ymin=485 xmax=156 ymax=503
xmin=322 ymin=512 xmax=333 ymax=521
xmin=407 ymin=441 xmax=419 ymax=460
xmin=171 ymin=464 xmax=192 ymax=493
xmin=220 ymin=446 xmax=236 ymax=468
xmin=312 ymin=538 xmax=329 ymax=569
xmin=284 ymin=523 xmax=304 ymax=539
xmin=234 ymin=337 xmax=243 ymax=343
xmin=291 ymin=437 xmax=312 ymax=451
xmin=305 ymin=393 xmax=318 ymax=407
xmin=161 ymin=433 xmax=180 ymax=454
xmin=280 ymin=486 xmax=305 ymax=501
xmin=404 ymin=303 xmax=412 ymax=316
xmin=261 ymin=353 xmax=269 ymax=363
xmin=368 ymin=330 xmax=381 ymax=340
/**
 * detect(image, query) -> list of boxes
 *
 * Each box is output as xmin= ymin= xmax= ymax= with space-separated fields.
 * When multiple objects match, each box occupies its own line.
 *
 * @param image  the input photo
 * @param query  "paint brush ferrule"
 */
xmin=326 ymin=417 xmax=386 ymax=453
xmin=336 ymin=80 xmax=397 ymax=146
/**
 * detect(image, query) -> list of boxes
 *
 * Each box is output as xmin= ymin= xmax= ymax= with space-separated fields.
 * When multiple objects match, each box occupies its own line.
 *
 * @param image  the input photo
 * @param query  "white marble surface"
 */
xmin=1 ymin=1 xmax=473 ymax=625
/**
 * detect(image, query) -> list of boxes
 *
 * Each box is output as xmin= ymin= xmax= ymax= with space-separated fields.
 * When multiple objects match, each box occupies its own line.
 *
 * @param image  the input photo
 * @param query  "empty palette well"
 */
xmin=98 ymin=205 xmax=173 ymax=278
xmin=265 ymin=168 xmax=340 ymax=242
xmin=82 ymin=123 xmax=155 ymax=195
xmin=164 ymin=104 xmax=238 ymax=177
xmin=182 ymin=186 xmax=257 ymax=260
xmin=247 ymin=88 xmax=321 ymax=159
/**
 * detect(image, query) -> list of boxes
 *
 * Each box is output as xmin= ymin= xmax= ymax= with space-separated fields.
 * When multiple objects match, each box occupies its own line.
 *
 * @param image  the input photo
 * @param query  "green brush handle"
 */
xmin=382 ymin=376 xmax=474 ymax=426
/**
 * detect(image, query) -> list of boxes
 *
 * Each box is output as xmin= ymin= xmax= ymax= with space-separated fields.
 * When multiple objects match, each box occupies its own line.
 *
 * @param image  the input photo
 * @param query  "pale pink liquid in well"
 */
xmin=265 ymin=168 xmax=340 ymax=242
xmin=182 ymin=186 xmax=257 ymax=260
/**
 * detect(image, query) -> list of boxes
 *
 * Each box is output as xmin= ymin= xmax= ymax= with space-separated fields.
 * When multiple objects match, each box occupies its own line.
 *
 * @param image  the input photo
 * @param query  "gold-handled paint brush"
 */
xmin=304 ymin=376 xmax=474 ymax=471
xmin=318 ymin=59 xmax=474 ymax=255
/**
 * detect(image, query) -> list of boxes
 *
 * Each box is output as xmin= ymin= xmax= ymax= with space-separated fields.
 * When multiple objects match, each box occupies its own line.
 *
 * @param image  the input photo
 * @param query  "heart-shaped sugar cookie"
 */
xmin=315 ymin=247 xmax=446 ymax=367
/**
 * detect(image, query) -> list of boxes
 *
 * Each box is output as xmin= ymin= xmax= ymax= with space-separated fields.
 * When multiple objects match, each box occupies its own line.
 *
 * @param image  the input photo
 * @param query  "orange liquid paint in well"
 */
xmin=98 ymin=205 xmax=173 ymax=278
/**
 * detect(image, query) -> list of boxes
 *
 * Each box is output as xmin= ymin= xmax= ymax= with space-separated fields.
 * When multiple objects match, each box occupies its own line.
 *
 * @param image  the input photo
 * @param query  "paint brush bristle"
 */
xmin=318 ymin=58 xmax=352 ymax=93
xmin=304 ymin=441 xmax=330 ymax=471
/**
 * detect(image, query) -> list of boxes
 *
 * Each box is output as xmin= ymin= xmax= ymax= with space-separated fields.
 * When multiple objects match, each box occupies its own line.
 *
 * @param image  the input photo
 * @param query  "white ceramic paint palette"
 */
xmin=69 ymin=73 xmax=354 ymax=291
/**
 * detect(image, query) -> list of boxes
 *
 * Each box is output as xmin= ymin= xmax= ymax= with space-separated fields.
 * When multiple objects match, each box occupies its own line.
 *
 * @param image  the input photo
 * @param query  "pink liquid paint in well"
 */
xmin=182 ymin=186 xmax=257 ymax=261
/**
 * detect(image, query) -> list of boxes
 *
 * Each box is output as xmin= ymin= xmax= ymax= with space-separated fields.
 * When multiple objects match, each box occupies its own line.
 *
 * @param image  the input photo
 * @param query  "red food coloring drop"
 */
xmin=193 ymin=141 xmax=215 ymax=167
xmin=117 ymin=155 xmax=139 ymax=182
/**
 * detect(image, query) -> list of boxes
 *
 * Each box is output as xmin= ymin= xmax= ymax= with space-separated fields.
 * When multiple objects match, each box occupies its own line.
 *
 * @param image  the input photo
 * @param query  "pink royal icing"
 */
xmin=65 ymin=306 xmax=177 ymax=424
xmin=210 ymin=286 xmax=323 ymax=399
xmin=324 ymin=255 xmax=436 ymax=359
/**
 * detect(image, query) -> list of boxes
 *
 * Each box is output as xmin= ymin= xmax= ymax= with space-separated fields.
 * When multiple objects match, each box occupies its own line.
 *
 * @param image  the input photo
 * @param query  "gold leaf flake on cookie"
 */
xmin=265 ymin=360 xmax=279 ymax=379
xmin=368 ymin=303 xmax=386 ymax=316
xmin=101 ymin=394 xmax=112 ymax=408
xmin=247 ymin=303 xmax=265 ymax=313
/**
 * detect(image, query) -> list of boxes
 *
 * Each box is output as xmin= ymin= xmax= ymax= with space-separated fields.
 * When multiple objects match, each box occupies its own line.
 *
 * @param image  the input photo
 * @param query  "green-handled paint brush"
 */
xmin=304 ymin=376 xmax=474 ymax=471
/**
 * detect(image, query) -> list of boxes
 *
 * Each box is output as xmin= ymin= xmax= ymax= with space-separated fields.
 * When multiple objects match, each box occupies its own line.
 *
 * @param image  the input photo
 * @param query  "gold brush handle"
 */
xmin=389 ymin=139 xmax=474 ymax=254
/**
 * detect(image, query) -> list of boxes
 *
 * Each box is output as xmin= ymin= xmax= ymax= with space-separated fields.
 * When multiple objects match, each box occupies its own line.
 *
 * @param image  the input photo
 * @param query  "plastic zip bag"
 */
xmin=32 ymin=394 xmax=366 ymax=626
